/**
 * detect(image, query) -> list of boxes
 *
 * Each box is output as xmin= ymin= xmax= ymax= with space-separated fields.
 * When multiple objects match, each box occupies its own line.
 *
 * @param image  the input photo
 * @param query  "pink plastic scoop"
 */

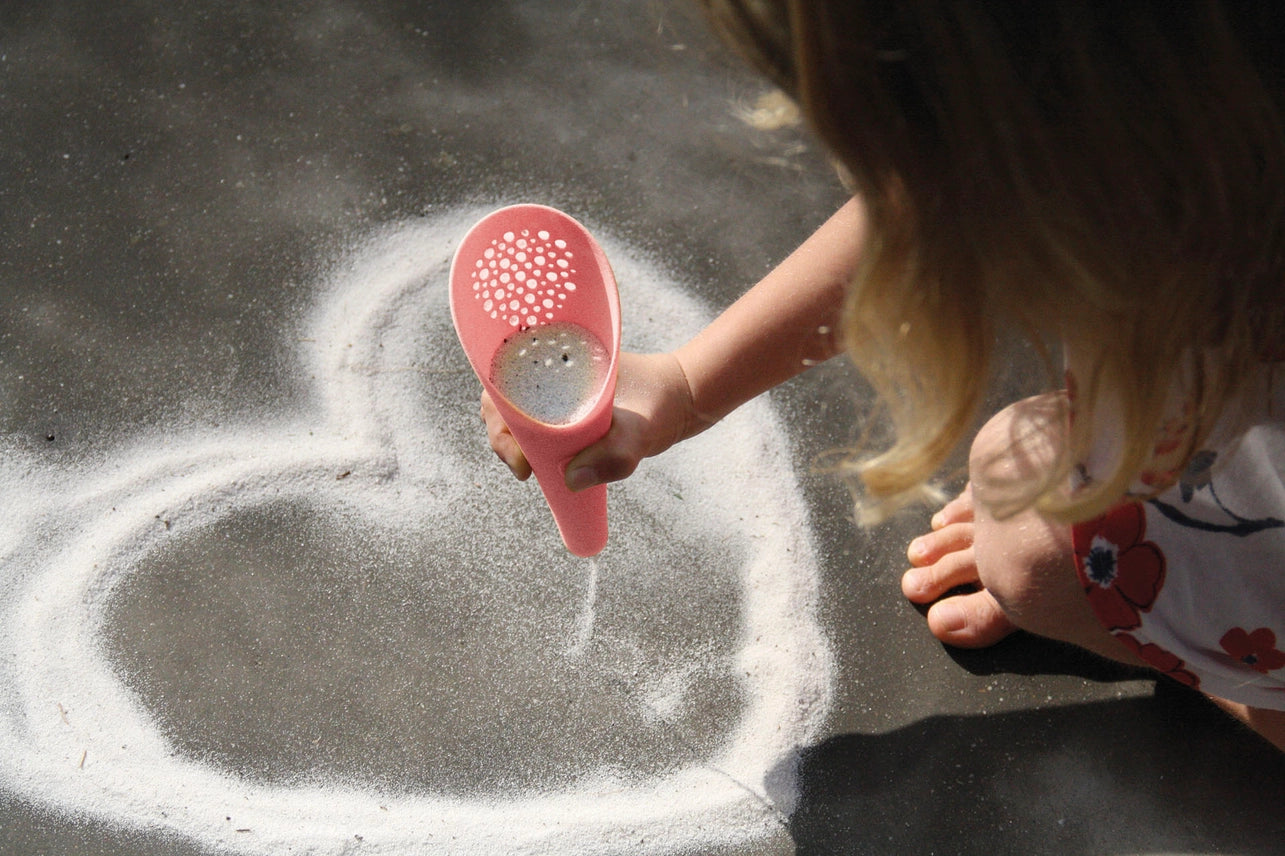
xmin=449 ymin=204 xmax=621 ymax=557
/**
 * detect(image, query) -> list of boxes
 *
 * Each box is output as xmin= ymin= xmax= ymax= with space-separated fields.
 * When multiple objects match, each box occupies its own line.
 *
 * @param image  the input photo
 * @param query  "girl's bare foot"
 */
xmin=902 ymin=396 xmax=1152 ymax=667
xmin=903 ymin=401 xmax=1285 ymax=751
xmin=902 ymin=485 xmax=1019 ymax=648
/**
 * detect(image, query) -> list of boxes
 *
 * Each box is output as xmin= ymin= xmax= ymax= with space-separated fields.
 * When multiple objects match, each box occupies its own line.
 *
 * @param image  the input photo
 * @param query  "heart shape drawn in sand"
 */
xmin=0 ymin=207 xmax=833 ymax=855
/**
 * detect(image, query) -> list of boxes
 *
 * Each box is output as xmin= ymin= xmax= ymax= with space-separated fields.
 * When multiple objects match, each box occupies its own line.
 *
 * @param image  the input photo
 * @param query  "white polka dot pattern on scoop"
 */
xmin=471 ymin=228 xmax=577 ymax=327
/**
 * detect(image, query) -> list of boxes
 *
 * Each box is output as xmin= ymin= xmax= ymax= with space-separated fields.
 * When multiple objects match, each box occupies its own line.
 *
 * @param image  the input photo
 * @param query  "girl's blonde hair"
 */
xmin=700 ymin=0 xmax=1285 ymax=522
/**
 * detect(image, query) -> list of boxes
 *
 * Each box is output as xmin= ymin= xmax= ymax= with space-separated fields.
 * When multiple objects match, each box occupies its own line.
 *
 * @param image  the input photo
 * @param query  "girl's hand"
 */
xmin=480 ymin=388 xmax=534 ymax=481
xmin=480 ymin=351 xmax=704 ymax=491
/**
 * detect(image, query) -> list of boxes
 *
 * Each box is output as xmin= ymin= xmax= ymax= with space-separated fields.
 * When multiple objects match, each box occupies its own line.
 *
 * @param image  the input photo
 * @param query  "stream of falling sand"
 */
xmin=567 ymin=558 xmax=600 ymax=659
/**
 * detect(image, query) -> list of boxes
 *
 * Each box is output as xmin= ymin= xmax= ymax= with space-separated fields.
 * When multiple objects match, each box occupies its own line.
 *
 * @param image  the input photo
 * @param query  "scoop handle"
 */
xmin=485 ymin=387 xmax=610 ymax=558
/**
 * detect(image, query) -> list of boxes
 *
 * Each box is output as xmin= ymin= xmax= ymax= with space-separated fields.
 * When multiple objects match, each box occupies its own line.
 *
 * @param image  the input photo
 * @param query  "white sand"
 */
xmin=490 ymin=322 xmax=610 ymax=424
xmin=0 ymin=207 xmax=833 ymax=854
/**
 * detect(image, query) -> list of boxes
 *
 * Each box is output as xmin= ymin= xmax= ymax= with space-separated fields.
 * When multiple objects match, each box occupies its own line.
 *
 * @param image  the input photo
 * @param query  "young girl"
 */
xmin=481 ymin=1 xmax=1285 ymax=749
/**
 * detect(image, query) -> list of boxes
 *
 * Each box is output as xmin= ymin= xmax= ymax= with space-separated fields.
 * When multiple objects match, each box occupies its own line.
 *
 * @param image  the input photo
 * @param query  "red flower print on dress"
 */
xmin=1219 ymin=627 xmax=1285 ymax=674
xmin=1115 ymin=633 xmax=1199 ymax=688
xmin=1151 ymin=401 xmax=1195 ymax=458
xmin=1137 ymin=403 xmax=1196 ymax=492
xmin=1072 ymin=502 xmax=1167 ymax=631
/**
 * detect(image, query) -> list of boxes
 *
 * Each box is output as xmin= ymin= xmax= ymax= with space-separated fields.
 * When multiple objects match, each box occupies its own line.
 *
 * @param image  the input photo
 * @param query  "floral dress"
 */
xmin=1071 ymin=362 xmax=1285 ymax=708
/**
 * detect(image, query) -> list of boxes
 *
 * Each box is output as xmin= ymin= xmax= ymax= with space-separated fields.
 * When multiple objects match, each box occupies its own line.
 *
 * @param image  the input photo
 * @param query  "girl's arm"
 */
xmin=482 ymin=197 xmax=869 ymax=489
xmin=671 ymin=195 xmax=866 ymax=429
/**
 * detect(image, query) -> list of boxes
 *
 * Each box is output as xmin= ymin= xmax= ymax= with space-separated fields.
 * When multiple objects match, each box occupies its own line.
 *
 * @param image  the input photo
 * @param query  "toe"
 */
xmin=907 ymin=521 xmax=974 ymax=567
xmin=931 ymin=485 xmax=974 ymax=530
xmin=902 ymin=545 xmax=979 ymax=603
xmin=926 ymin=590 xmax=1017 ymax=648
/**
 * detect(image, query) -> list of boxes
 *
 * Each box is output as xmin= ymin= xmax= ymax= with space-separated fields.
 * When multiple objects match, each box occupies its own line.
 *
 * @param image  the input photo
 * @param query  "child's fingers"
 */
xmin=481 ymin=392 xmax=532 ymax=480
xmin=491 ymin=431 xmax=532 ymax=481
xmin=563 ymin=409 xmax=649 ymax=491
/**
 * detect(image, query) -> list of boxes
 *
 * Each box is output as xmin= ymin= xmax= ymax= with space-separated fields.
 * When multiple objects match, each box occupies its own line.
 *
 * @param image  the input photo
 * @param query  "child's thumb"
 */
xmin=564 ymin=431 xmax=641 ymax=491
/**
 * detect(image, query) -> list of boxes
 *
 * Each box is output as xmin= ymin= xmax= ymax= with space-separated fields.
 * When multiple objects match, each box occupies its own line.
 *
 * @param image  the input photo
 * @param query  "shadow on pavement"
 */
xmin=789 ymin=637 xmax=1285 ymax=855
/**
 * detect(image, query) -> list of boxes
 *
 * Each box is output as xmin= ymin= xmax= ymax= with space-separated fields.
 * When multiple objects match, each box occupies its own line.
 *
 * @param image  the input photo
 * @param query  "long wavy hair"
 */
xmin=699 ymin=0 xmax=1285 ymax=521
